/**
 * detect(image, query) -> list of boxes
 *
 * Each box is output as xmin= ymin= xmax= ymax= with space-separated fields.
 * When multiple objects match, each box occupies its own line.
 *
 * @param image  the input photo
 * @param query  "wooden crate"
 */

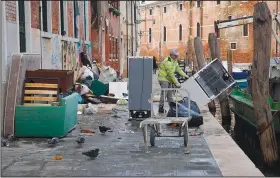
xmin=25 ymin=70 xmax=74 ymax=92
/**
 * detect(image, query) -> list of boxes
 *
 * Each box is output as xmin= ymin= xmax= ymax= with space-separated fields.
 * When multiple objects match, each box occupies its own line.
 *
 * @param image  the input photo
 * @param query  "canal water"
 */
xmin=215 ymin=101 xmax=280 ymax=177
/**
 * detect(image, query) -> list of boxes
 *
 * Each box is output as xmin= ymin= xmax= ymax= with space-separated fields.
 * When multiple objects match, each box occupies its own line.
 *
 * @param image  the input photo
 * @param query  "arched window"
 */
xmin=197 ymin=22 xmax=200 ymax=37
xmin=163 ymin=26 xmax=166 ymax=42
xmin=179 ymin=24 xmax=182 ymax=41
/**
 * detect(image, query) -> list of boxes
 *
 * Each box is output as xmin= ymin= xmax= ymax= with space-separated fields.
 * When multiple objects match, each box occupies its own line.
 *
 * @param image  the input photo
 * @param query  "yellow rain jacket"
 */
xmin=158 ymin=56 xmax=187 ymax=85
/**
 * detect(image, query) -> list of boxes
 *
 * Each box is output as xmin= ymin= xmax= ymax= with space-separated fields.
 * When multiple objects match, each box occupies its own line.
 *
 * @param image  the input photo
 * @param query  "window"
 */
xmin=230 ymin=42 xmax=237 ymax=50
xmin=197 ymin=0 xmax=201 ymax=8
xmin=179 ymin=24 xmax=182 ymax=41
xmin=18 ymin=0 xmax=26 ymax=52
xmin=73 ymin=0 xmax=78 ymax=38
xmin=149 ymin=28 xmax=152 ymax=43
xmin=228 ymin=0 xmax=232 ymax=6
xmin=112 ymin=38 xmax=115 ymax=59
xmin=196 ymin=22 xmax=200 ymax=37
xmin=149 ymin=9 xmax=152 ymax=15
xmin=42 ymin=0 xmax=48 ymax=32
xmin=164 ymin=7 xmax=167 ymax=13
xmin=179 ymin=4 xmax=183 ymax=11
xmin=228 ymin=16 xmax=232 ymax=20
xmin=116 ymin=39 xmax=118 ymax=60
xmin=217 ymin=0 xmax=220 ymax=5
xmin=60 ymin=0 xmax=64 ymax=35
xmin=109 ymin=36 xmax=112 ymax=60
xmin=163 ymin=26 xmax=166 ymax=42
xmin=243 ymin=24 xmax=248 ymax=36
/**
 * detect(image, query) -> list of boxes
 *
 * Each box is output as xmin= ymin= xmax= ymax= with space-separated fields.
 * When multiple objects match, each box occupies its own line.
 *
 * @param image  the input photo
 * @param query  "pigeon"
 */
xmin=48 ymin=137 xmax=59 ymax=147
xmin=82 ymin=149 xmax=99 ymax=159
xmin=1 ymin=138 xmax=9 ymax=147
xmin=76 ymin=136 xmax=85 ymax=146
xmin=122 ymin=93 xmax=128 ymax=97
xmin=99 ymin=126 xmax=111 ymax=134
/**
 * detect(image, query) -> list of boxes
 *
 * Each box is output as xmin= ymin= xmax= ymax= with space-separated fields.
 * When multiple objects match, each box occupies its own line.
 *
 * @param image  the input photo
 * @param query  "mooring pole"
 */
xmin=252 ymin=2 xmax=278 ymax=166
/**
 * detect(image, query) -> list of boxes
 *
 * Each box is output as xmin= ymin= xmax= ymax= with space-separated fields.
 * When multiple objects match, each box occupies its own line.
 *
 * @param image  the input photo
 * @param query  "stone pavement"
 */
xmin=1 ymin=105 xmax=222 ymax=176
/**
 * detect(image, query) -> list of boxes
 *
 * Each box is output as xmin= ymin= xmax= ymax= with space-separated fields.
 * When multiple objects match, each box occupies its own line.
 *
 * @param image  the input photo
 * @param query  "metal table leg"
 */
xmin=142 ymin=125 xmax=149 ymax=153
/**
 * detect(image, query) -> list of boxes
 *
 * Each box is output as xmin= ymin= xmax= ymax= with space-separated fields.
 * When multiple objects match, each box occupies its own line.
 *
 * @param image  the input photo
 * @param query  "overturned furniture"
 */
xmin=15 ymin=78 xmax=78 ymax=138
xmin=25 ymin=69 xmax=74 ymax=93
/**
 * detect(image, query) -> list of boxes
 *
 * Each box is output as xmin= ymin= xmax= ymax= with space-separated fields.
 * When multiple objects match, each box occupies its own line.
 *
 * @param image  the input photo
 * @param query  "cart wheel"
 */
xmin=183 ymin=126 xmax=189 ymax=147
xmin=150 ymin=126 xmax=156 ymax=146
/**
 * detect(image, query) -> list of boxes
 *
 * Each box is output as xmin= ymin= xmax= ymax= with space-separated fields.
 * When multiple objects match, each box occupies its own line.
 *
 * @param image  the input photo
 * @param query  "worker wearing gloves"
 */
xmin=157 ymin=49 xmax=189 ymax=113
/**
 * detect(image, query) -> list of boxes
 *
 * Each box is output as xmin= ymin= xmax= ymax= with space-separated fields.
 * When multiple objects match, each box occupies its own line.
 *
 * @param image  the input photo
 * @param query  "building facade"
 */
xmin=139 ymin=1 xmax=280 ymax=63
xmin=1 ymin=0 xmax=92 ymax=132
xmin=90 ymin=1 xmax=121 ymax=71
xmin=119 ymin=1 xmax=141 ymax=77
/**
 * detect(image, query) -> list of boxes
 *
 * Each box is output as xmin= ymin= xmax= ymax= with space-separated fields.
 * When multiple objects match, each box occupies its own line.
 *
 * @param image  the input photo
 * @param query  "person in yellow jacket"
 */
xmin=158 ymin=49 xmax=189 ymax=113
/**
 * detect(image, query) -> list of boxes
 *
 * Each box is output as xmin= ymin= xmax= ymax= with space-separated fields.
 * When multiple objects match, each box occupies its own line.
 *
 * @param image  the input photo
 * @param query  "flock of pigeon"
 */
xmin=47 ymin=126 xmax=112 ymax=159
xmin=1 ymin=126 xmax=112 ymax=160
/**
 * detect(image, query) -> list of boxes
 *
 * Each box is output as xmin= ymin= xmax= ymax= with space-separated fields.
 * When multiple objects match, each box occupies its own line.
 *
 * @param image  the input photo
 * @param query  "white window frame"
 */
xmin=148 ymin=28 xmax=152 ymax=43
xmin=197 ymin=0 xmax=201 ymax=8
xmin=149 ymin=8 xmax=153 ymax=15
xmin=40 ymin=1 xmax=52 ymax=36
xmin=63 ymin=1 xmax=68 ymax=36
xmin=243 ymin=23 xmax=249 ymax=37
xmin=163 ymin=26 xmax=167 ymax=42
xmin=230 ymin=42 xmax=237 ymax=50
xmin=179 ymin=3 xmax=183 ymax=11
xmin=24 ymin=1 xmax=32 ymax=52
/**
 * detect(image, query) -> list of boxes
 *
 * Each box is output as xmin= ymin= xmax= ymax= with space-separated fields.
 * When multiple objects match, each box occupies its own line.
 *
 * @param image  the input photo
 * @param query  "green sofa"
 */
xmin=15 ymin=93 xmax=79 ymax=138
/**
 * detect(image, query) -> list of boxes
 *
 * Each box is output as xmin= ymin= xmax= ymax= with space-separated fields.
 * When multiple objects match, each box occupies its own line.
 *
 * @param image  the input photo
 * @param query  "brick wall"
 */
xmin=5 ymin=1 xmax=16 ymax=23
xmin=68 ymin=1 xmax=74 ymax=37
xmin=31 ymin=1 xmax=40 ymax=29
xmin=140 ymin=1 xmax=280 ymax=63
xmin=52 ymin=1 xmax=59 ymax=34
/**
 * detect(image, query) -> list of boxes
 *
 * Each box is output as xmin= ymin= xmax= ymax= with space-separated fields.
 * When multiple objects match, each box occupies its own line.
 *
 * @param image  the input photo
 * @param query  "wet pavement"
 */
xmin=1 ymin=105 xmax=222 ymax=176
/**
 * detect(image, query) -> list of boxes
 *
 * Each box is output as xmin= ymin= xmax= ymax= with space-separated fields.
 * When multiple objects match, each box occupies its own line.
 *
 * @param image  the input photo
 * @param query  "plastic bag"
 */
xmin=84 ymin=103 xmax=98 ymax=115
xmin=98 ymin=66 xmax=117 ymax=84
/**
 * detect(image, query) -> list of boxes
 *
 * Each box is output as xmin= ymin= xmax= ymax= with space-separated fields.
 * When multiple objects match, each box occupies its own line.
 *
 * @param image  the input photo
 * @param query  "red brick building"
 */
xmin=140 ymin=1 xmax=280 ymax=63
xmin=91 ymin=1 xmax=121 ymax=71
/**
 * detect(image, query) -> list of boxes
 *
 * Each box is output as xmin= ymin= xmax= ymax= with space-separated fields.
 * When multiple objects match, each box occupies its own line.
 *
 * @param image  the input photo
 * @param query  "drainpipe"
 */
xmin=276 ymin=1 xmax=279 ymax=56
xmin=84 ymin=0 xmax=86 ymax=41
xmin=131 ymin=1 xmax=134 ymax=56
xmin=126 ymin=1 xmax=129 ymax=76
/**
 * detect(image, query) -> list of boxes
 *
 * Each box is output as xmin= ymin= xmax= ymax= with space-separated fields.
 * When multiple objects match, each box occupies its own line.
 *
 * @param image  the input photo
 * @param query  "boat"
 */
xmin=229 ymin=58 xmax=280 ymax=167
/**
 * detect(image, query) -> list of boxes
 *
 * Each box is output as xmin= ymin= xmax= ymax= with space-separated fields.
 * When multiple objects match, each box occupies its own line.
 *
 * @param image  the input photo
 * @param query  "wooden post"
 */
xmin=194 ymin=37 xmax=216 ymax=116
xmin=252 ymin=2 xmax=278 ymax=165
xmin=187 ymin=36 xmax=198 ymax=72
xmin=208 ymin=33 xmax=231 ymax=121
xmin=227 ymin=49 xmax=233 ymax=75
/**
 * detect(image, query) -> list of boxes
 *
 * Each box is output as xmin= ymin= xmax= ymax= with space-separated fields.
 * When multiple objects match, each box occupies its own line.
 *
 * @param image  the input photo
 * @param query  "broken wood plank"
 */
xmin=251 ymin=2 xmax=278 ymax=165
xmin=25 ymin=83 xmax=58 ymax=88
xmin=208 ymin=33 xmax=231 ymax=121
xmin=25 ymin=90 xmax=57 ymax=95
xmin=194 ymin=36 xmax=217 ymax=117
xmin=24 ymin=96 xmax=57 ymax=102
xmin=4 ymin=54 xmax=22 ymax=136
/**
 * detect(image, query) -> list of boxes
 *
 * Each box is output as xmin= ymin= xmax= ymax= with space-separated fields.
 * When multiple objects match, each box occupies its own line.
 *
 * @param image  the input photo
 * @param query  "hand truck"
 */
xmin=139 ymin=87 xmax=192 ymax=154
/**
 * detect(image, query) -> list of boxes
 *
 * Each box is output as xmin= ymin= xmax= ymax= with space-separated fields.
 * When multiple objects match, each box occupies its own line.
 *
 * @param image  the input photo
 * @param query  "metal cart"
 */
xmin=139 ymin=87 xmax=191 ymax=154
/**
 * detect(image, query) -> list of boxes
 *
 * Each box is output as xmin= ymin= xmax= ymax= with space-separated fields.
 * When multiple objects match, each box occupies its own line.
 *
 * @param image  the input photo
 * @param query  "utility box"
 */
xmin=128 ymin=56 xmax=153 ymax=119
xmin=182 ymin=58 xmax=236 ymax=107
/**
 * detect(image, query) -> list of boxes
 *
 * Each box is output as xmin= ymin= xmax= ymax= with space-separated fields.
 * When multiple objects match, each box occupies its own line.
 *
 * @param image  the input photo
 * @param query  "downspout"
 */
xmin=126 ymin=1 xmax=128 ymax=77
xmin=276 ymin=1 xmax=278 ymax=56
xmin=134 ymin=0 xmax=138 ymax=55
xmin=84 ymin=0 xmax=86 ymax=41
xmin=131 ymin=1 xmax=134 ymax=56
